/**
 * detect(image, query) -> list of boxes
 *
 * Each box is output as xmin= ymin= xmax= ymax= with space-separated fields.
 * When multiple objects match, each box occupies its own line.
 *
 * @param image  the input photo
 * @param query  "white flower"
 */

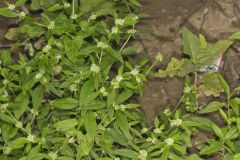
xmin=69 ymin=84 xmax=78 ymax=92
xmin=153 ymin=128 xmax=162 ymax=134
xmin=115 ymin=157 xmax=120 ymax=160
xmin=116 ymin=75 xmax=123 ymax=82
xmin=97 ymin=41 xmax=108 ymax=49
xmin=55 ymin=42 xmax=63 ymax=48
xmin=8 ymin=4 xmax=15 ymax=11
xmin=141 ymin=127 xmax=148 ymax=134
xmin=164 ymin=108 xmax=171 ymax=116
xmin=26 ymin=67 xmax=31 ymax=74
xmin=42 ymin=77 xmax=48 ymax=84
xmin=68 ymin=137 xmax=75 ymax=144
xmin=48 ymin=152 xmax=58 ymax=160
xmin=111 ymin=80 xmax=120 ymax=89
xmin=47 ymin=21 xmax=55 ymax=30
xmin=136 ymin=77 xmax=142 ymax=83
xmin=70 ymin=14 xmax=78 ymax=20
xmin=138 ymin=150 xmax=148 ymax=160
xmin=42 ymin=45 xmax=51 ymax=53
xmin=133 ymin=14 xmax=139 ymax=20
xmin=165 ymin=138 xmax=174 ymax=146
xmin=3 ymin=146 xmax=12 ymax=155
xmin=64 ymin=3 xmax=70 ymax=8
xmin=155 ymin=53 xmax=163 ymax=62
xmin=100 ymin=87 xmax=108 ymax=96
xmin=0 ymin=103 xmax=8 ymax=111
xmin=3 ymin=79 xmax=9 ymax=85
xmin=127 ymin=29 xmax=137 ymax=34
xmin=27 ymin=134 xmax=35 ymax=143
xmin=19 ymin=11 xmax=26 ymax=18
xmin=15 ymin=121 xmax=22 ymax=128
xmin=131 ymin=68 xmax=139 ymax=76
xmin=111 ymin=26 xmax=119 ymax=34
xmin=119 ymin=104 xmax=126 ymax=111
xmin=89 ymin=14 xmax=97 ymax=20
xmin=146 ymin=137 xmax=157 ymax=143
xmin=90 ymin=64 xmax=100 ymax=73
xmin=184 ymin=86 xmax=192 ymax=93
xmin=30 ymin=109 xmax=39 ymax=116
xmin=115 ymin=18 xmax=125 ymax=26
xmin=170 ymin=119 xmax=182 ymax=127
xmin=55 ymin=54 xmax=62 ymax=60
xmin=35 ymin=72 xmax=43 ymax=80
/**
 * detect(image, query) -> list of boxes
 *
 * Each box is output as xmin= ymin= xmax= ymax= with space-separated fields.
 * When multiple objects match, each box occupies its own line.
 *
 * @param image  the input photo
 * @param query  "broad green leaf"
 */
xmin=9 ymin=137 xmax=28 ymax=149
xmin=16 ymin=0 xmax=28 ymax=7
xmin=211 ymin=122 xmax=224 ymax=140
xmin=1 ymin=124 xmax=18 ymax=141
xmin=84 ymin=112 xmax=97 ymax=140
xmin=114 ymin=149 xmax=138 ymax=158
xmin=14 ymin=92 xmax=29 ymax=119
xmin=32 ymin=86 xmax=44 ymax=111
xmin=0 ymin=7 xmax=18 ymax=17
xmin=20 ymin=25 xmax=45 ymax=38
xmin=53 ymin=119 xmax=78 ymax=131
xmin=181 ymin=27 xmax=200 ymax=63
xmin=199 ymin=101 xmax=224 ymax=114
xmin=116 ymin=111 xmax=132 ymax=140
xmin=218 ymin=74 xmax=231 ymax=98
xmin=116 ymin=90 xmax=133 ymax=104
xmin=51 ymin=98 xmax=78 ymax=110
xmin=200 ymin=140 xmax=222 ymax=155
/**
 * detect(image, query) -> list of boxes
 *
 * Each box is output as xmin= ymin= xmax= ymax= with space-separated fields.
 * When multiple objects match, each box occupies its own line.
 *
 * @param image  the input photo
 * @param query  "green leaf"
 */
xmin=181 ymin=27 xmax=200 ymax=63
xmin=16 ymin=0 xmax=28 ymax=7
xmin=84 ymin=112 xmax=97 ymax=140
xmin=114 ymin=149 xmax=138 ymax=158
xmin=211 ymin=122 xmax=224 ymax=140
xmin=14 ymin=92 xmax=29 ymax=119
xmin=116 ymin=111 xmax=132 ymax=140
xmin=53 ymin=119 xmax=78 ymax=131
xmin=79 ymin=80 xmax=95 ymax=106
xmin=63 ymin=36 xmax=83 ymax=61
xmin=51 ymin=98 xmax=79 ymax=110
xmin=218 ymin=74 xmax=231 ymax=98
xmin=20 ymin=25 xmax=45 ymax=38
xmin=0 ymin=7 xmax=18 ymax=17
xmin=9 ymin=137 xmax=28 ymax=149
xmin=32 ymin=86 xmax=44 ymax=111
xmin=200 ymin=140 xmax=222 ymax=155
xmin=116 ymin=90 xmax=133 ymax=104
xmin=27 ymin=145 xmax=41 ymax=160
xmin=199 ymin=101 xmax=224 ymax=114
xmin=1 ymin=124 xmax=18 ymax=141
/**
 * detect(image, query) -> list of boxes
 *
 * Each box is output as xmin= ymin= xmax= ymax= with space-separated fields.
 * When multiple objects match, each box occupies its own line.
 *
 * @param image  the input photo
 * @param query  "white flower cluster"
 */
xmin=42 ymin=45 xmax=52 ymax=53
xmin=170 ymin=119 xmax=182 ymax=127
xmin=89 ymin=14 xmax=97 ymax=21
xmin=35 ymin=70 xmax=44 ymax=80
xmin=130 ymin=68 xmax=140 ymax=76
xmin=138 ymin=150 xmax=148 ymax=160
xmin=90 ymin=64 xmax=100 ymax=73
xmin=165 ymin=138 xmax=174 ymax=146
xmin=184 ymin=86 xmax=192 ymax=93
xmin=146 ymin=137 xmax=158 ymax=143
xmin=15 ymin=121 xmax=23 ymax=129
xmin=69 ymin=84 xmax=78 ymax=92
xmin=111 ymin=26 xmax=119 ymax=34
xmin=64 ymin=3 xmax=70 ymax=8
xmin=155 ymin=52 xmax=163 ymax=62
xmin=97 ymin=41 xmax=108 ymax=49
xmin=100 ymin=87 xmax=108 ymax=96
xmin=115 ymin=18 xmax=125 ymax=26
xmin=0 ymin=103 xmax=8 ymax=111
xmin=68 ymin=137 xmax=75 ymax=144
xmin=30 ymin=109 xmax=39 ymax=116
xmin=111 ymin=75 xmax=123 ymax=89
xmin=48 ymin=152 xmax=58 ymax=160
xmin=163 ymin=108 xmax=171 ymax=116
xmin=114 ymin=157 xmax=120 ymax=160
xmin=27 ymin=134 xmax=35 ymax=143
xmin=153 ymin=128 xmax=162 ymax=134
xmin=127 ymin=29 xmax=137 ymax=34
xmin=19 ymin=11 xmax=26 ymax=18
xmin=47 ymin=21 xmax=55 ymax=30
xmin=114 ymin=104 xmax=126 ymax=111
xmin=70 ymin=14 xmax=78 ymax=20
xmin=141 ymin=127 xmax=148 ymax=134
xmin=8 ymin=4 xmax=15 ymax=11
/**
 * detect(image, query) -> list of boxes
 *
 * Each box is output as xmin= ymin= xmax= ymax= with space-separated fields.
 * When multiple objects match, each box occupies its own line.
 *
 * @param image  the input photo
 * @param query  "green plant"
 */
xmin=1 ymin=0 xmax=240 ymax=160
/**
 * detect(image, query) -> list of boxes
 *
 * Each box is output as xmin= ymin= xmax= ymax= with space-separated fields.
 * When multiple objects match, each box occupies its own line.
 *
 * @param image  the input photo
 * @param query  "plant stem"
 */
xmin=146 ymin=60 xmax=157 ymax=76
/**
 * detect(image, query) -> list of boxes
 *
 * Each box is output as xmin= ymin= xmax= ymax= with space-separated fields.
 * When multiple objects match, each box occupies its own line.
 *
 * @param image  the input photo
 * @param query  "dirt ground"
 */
xmin=137 ymin=0 xmax=240 ymax=126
